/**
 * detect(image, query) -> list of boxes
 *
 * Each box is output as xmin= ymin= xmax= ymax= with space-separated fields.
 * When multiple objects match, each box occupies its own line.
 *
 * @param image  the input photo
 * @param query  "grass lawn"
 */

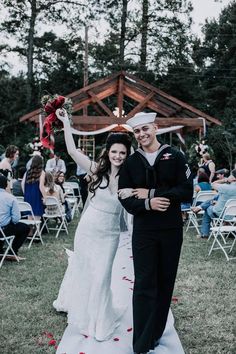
xmin=0 ymin=219 xmax=235 ymax=354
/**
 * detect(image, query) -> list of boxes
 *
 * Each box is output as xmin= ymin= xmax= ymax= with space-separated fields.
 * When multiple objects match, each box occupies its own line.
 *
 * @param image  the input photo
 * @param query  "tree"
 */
xmin=0 ymin=71 xmax=34 ymax=148
xmin=192 ymin=1 xmax=236 ymax=166
xmin=0 ymin=0 xmax=85 ymax=107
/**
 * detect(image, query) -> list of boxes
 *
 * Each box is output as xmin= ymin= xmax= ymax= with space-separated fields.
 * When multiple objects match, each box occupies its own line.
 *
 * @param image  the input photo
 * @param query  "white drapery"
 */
xmin=69 ymin=124 xmax=184 ymax=136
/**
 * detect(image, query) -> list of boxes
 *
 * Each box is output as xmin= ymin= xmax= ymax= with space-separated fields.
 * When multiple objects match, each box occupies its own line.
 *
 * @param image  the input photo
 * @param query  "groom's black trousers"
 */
xmin=132 ymin=227 xmax=183 ymax=353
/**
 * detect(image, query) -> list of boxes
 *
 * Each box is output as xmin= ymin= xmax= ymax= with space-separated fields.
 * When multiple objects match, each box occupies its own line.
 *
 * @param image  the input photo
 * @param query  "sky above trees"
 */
xmin=0 ymin=0 xmax=232 ymax=74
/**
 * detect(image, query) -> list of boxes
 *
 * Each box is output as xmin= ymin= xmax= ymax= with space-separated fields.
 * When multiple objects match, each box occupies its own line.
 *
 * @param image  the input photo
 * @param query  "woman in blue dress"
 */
xmin=22 ymin=155 xmax=45 ymax=220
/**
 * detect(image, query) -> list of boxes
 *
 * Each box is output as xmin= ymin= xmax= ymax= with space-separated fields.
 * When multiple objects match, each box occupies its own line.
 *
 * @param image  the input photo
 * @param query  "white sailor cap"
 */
xmin=126 ymin=112 xmax=156 ymax=129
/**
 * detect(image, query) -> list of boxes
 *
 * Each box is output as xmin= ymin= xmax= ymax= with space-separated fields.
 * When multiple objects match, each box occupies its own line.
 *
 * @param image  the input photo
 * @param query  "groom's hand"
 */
xmin=150 ymin=197 xmax=170 ymax=211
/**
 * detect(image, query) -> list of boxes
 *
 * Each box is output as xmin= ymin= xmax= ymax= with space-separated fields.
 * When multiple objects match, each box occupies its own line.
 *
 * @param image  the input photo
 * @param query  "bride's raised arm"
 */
xmin=56 ymin=108 xmax=96 ymax=174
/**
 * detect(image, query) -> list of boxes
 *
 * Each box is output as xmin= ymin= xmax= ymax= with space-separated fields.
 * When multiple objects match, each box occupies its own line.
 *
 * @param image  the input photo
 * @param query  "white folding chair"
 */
xmin=41 ymin=196 xmax=68 ymax=238
xmin=64 ymin=181 xmax=82 ymax=218
xmin=0 ymin=226 xmax=19 ymax=268
xmin=17 ymin=201 xmax=43 ymax=248
xmin=209 ymin=203 xmax=236 ymax=261
xmin=186 ymin=191 xmax=216 ymax=235
xmin=208 ymin=198 xmax=236 ymax=241
xmin=15 ymin=196 xmax=24 ymax=201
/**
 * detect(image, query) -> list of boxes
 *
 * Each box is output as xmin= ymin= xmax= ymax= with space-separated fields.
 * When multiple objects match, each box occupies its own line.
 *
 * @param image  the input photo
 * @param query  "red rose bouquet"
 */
xmin=40 ymin=94 xmax=73 ymax=150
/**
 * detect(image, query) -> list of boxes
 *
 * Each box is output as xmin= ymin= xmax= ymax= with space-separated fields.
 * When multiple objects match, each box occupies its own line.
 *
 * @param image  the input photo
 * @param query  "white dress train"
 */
xmin=53 ymin=183 xmax=185 ymax=354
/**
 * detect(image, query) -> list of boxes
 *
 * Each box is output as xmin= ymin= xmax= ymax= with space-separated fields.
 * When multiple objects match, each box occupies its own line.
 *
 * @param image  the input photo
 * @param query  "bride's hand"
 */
xmin=118 ymin=188 xmax=134 ymax=199
xmin=56 ymin=108 xmax=70 ymax=123
xmin=132 ymin=188 xmax=149 ymax=199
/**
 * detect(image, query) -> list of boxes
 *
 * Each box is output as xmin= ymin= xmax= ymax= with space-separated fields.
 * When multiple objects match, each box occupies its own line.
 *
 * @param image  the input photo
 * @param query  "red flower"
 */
xmin=127 ymin=328 xmax=133 ymax=332
xmin=48 ymin=339 xmax=56 ymax=346
xmin=41 ymin=95 xmax=65 ymax=150
xmin=172 ymin=296 xmax=179 ymax=303
xmin=46 ymin=332 xmax=54 ymax=338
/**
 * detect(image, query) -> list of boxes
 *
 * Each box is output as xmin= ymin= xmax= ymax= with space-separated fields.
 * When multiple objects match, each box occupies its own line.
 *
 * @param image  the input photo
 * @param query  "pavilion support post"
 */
xmin=83 ymin=26 xmax=89 ymax=116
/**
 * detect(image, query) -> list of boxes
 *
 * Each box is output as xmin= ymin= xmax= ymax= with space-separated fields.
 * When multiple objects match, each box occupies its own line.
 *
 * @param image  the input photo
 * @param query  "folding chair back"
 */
xmin=42 ymin=196 xmax=68 ymax=238
xmin=17 ymin=201 xmax=43 ymax=248
xmin=0 ymin=226 xmax=19 ymax=268
xmin=186 ymin=191 xmax=216 ymax=233
xmin=192 ymin=191 xmax=216 ymax=207
xmin=209 ymin=202 xmax=236 ymax=261
xmin=64 ymin=181 xmax=82 ymax=218
xmin=15 ymin=196 xmax=24 ymax=201
xmin=64 ymin=181 xmax=81 ymax=197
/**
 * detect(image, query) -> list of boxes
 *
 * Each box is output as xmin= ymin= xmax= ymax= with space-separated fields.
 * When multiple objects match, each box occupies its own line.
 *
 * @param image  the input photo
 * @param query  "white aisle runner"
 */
xmin=56 ymin=232 xmax=185 ymax=354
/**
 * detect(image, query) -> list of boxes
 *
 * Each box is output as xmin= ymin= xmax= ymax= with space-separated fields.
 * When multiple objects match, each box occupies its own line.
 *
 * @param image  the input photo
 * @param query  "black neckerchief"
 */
xmin=136 ymin=144 xmax=170 ymax=187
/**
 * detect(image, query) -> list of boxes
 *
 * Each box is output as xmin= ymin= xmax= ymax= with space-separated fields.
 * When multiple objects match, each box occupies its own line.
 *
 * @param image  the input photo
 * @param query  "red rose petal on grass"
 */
xmin=48 ymin=339 xmax=56 ymax=346
xmin=113 ymin=337 xmax=120 ymax=341
xmin=127 ymin=328 xmax=133 ymax=332
xmin=172 ymin=296 xmax=178 ymax=303
xmin=43 ymin=331 xmax=54 ymax=338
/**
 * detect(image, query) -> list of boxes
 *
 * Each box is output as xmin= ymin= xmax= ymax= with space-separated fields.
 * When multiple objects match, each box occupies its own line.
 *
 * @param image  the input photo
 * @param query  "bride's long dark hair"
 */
xmin=89 ymin=133 xmax=131 ymax=197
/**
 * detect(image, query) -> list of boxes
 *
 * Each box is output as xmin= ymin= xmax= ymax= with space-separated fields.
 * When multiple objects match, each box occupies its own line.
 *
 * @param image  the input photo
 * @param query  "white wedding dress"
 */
xmin=53 ymin=182 xmax=185 ymax=354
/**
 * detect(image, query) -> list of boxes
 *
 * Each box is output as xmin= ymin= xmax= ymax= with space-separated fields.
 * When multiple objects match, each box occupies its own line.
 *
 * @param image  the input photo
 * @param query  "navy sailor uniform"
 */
xmin=118 ymin=144 xmax=193 ymax=353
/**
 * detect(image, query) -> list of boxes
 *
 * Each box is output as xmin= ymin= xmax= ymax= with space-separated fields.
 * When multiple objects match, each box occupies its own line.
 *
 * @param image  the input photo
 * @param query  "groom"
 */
xmin=118 ymin=112 xmax=193 ymax=354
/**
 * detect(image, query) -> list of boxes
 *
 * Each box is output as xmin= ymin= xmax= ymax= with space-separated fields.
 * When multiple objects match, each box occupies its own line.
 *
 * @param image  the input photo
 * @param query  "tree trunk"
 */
xmin=140 ymin=0 xmax=149 ymax=75
xmin=120 ymin=0 xmax=128 ymax=68
xmin=27 ymin=0 xmax=37 ymax=107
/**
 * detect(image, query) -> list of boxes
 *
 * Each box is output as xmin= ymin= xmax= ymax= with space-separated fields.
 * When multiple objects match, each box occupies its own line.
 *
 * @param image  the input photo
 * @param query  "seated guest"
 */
xmin=45 ymin=152 xmax=66 ymax=175
xmin=0 ymin=145 xmax=19 ymax=190
xmin=22 ymin=155 xmax=45 ymax=221
xmin=43 ymin=172 xmax=65 ymax=215
xmin=26 ymin=150 xmax=42 ymax=170
xmin=196 ymin=169 xmax=236 ymax=238
xmin=12 ymin=167 xmax=26 ymax=197
xmin=195 ymin=171 xmax=212 ymax=193
xmin=199 ymin=153 xmax=216 ymax=183
xmin=0 ymin=174 xmax=29 ymax=260
xmin=214 ymin=168 xmax=229 ymax=181
xmin=55 ymin=171 xmax=72 ymax=222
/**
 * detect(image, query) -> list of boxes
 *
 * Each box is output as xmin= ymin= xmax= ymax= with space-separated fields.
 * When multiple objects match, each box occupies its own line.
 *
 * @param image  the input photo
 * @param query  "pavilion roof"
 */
xmin=19 ymin=71 xmax=222 ymax=133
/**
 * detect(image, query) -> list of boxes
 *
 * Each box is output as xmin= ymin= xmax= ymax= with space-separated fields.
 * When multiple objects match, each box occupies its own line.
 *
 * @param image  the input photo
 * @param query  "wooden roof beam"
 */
xmin=87 ymin=90 xmax=117 ymax=118
xmin=125 ymin=91 xmax=155 ymax=119
xmin=73 ymin=85 xmax=117 ymax=111
xmin=117 ymin=75 xmax=124 ymax=118
xmin=67 ymin=72 xmax=120 ymax=98
xmin=124 ymin=71 xmax=221 ymax=125
xmin=71 ymin=116 xmax=204 ymax=127
xmin=123 ymin=84 xmax=173 ymax=116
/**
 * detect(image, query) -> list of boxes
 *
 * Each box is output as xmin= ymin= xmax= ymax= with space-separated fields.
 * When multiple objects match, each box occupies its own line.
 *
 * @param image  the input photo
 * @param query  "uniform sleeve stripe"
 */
xmin=145 ymin=199 xmax=151 ymax=210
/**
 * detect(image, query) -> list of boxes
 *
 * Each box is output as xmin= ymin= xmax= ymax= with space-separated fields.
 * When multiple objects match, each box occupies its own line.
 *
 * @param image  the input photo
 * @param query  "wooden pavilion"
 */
xmin=20 ymin=71 xmax=221 ymax=136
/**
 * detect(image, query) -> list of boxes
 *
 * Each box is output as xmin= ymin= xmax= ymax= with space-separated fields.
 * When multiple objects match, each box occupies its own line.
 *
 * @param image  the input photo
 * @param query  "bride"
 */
xmin=53 ymin=108 xmax=132 ymax=340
